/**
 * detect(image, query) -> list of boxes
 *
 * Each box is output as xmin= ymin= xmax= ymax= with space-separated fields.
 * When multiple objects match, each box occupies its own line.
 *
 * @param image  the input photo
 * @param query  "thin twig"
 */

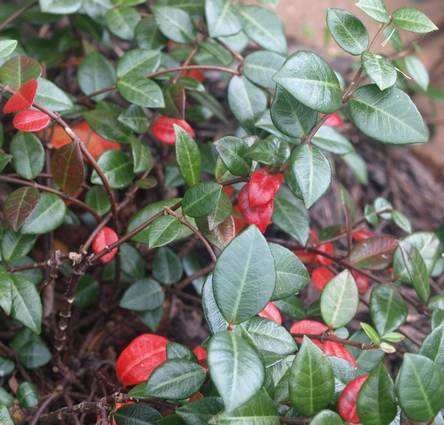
xmin=0 ymin=0 xmax=38 ymax=32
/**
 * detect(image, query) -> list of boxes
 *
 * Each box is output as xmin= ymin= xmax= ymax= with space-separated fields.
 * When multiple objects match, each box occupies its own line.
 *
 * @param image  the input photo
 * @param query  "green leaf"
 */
xmin=341 ymin=152 xmax=368 ymax=185
xmin=392 ymin=7 xmax=438 ymax=34
xmin=395 ymin=354 xmax=444 ymax=422
xmin=348 ymin=85 xmax=428 ymax=145
xmin=155 ymin=0 xmax=204 ymax=16
xmin=312 ymin=125 xmax=355 ymax=155
xmin=321 ymin=270 xmax=359 ymax=329
xmin=228 ymin=76 xmax=267 ymax=135
xmin=1 ymin=228 xmax=36 ymax=262
xmin=270 ymin=84 xmax=318 ymax=139
xmin=177 ymin=397 xmax=224 ymax=425
xmin=207 ymin=331 xmax=264 ymax=412
xmin=361 ymin=52 xmax=397 ymax=91
xmin=0 ymin=266 xmax=12 ymax=315
xmin=117 ymin=49 xmax=161 ymax=78
xmin=349 ymin=236 xmax=398 ymax=270
xmin=130 ymin=138 xmax=152 ymax=173
xmin=392 ymin=210 xmax=411 ymax=233
xmin=202 ymin=274 xmax=229 ymax=334
xmin=34 ymin=78 xmax=74 ymax=112
xmin=290 ymin=337 xmax=335 ymax=415
xmin=39 ymin=0 xmax=82 ymax=14
xmin=243 ymin=51 xmax=285 ymax=90
xmin=311 ymin=410 xmax=343 ymax=425
xmin=369 ymin=285 xmax=408 ymax=336
xmin=175 ymin=125 xmax=201 ymax=187
xmin=152 ymin=247 xmax=183 ymax=284
xmin=273 ymin=51 xmax=342 ymax=114
xmin=50 ymin=141 xmax=84 ymax=194
xmin=398 ymin=240 xmax=430 ymax=301
xmin=356 ymin=0 xmax=390 ymax=24
xmin=291 ymin=144 xmax=332 ymax=209
xmin=10 ymin=132 xmax=45 ymax=180
xmin=73 ymin=274 xmax=99 ymax=307
xmin=113 ymin=404 xmax=161 ymax=424
xmin=17 ymin=382 xmax=39 ymax=408
xmin=147 ymin=215 xmax=181 ymax=248
xmin=151 ymin=6 xmax=196 ymax=44
xmin=77 ymin=51 xmax=116 ymax=101
xmin=4 ymin=187 xmax=40 ymax=232
xmin=238 ymin=6 xmax=287 ymax=56
xmin=274 ymin=295 xmax=305 ymax=320
xmin=327 ymin=9 xmax=369 ymax=55
xmin=11 ymin=329 xmax=51 ymax=369
xmin=182 ymin=182 xmax=221 ymax=218
xmin=117 ymin=76 xmax=165 ymax=108
xmin=0 ymin=40 xmax=18 ymax=59
xmin=205 ymin=0 xmax=242 ymax=38
xmin=0 ymin=388 xmax=14 ymax=409
xmin=214 ymin=136 xmax=251 ymax=176
xmin=405 ymin=55 xmax=429 ymax=91
xmin=213 ymin=225 xmax=275 ymax=324
xmin=105 ymin=6 xmax=141 ymax=40
xmin=21 ymin=193 xmax=66 ymax=235
xmin=120 ymin=278 xmax=164 ymax=312
xmin=135 ymin=17 xmax=169 ymax=50
xmin=83 ymin=109 xmax=133 ymax=144
xmin=269 ymin=242 xmax=310 ymax=301
xmin=418 ymin=323 xmax=444 ymax=374
xmin=158 ymin=82 xmax=185 ymax=119
xmin=85 ymin=186 xmax=110 ymax=216
xmin=0 ymin=55 xmax=42 ymax=90
xmin=137 ymin=306 xmax=163 ymax=332
xmin=245 ymin=136 xmax=290 ymax=168
xmin=207 ymin=191 xmax=231 ymax=231
xmin=166 ymin=342 xmax=197 ymax=362
xmin=0 ymin=403 xmax=13 ymax=425
xmin=118 ymin=104 xmax=150 ymax=135
xmin=357 ymin=362 xmax=397 ymax=425
xmin=91 ymin=150 xmax=134 ymax=189
xmin=272 ymin=185 xmax=310 ymax=246
xmin=0 ymin=152 xmax=12 ymax=173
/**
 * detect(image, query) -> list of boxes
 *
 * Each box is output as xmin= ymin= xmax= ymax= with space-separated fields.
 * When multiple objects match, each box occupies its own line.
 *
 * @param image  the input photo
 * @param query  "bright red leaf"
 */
xmin=238 ymin=183 xmax=273 ymax=233
xmin=323 ymin=112 xmax=343 ymax=127
xmin=352 ymin=230 xmax=374 ymax=241
xmin=338 ymin=374 xmax=370 ymax=423
xmin=293 ymin=250 xmax=319 ymax=265
xmin=258 ymin=302 xmax=282 ymax=325
xmin=184 ymin=69 xmax=205 ymax=83
xmin=3 ymin=80 xmax=38 ymax=114
xmin=116 ymin=334 xmax=169 ymax=386
xmin=13 ymin=109 xmax=50 ymax=132
xmin=248 ymin=169 xmax=283 ymax=208
xmin=92 ymin=227 xmax=118 ymax=263
xmin=316 ymin=243 xmax=334 ymax=266
xmin=350 ymin=269 xmax=369 ymax=294
xmin=311 ymin=267 xmax=335 ymax=291
xmin=323 ymin=341 xmax=357 ymax=368
xmin=193 ymin=345 xmax=207 ymax=370
xmin=152 ymin=116 xmax=195 ymax=145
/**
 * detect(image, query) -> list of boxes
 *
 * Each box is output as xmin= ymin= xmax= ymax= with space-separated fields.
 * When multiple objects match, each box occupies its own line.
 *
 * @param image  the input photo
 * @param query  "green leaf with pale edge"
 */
xmin=202 ymin=274 xmax=228 ymax=334
xmin=369 ymin=285 xmax=408 ymax=336
xmin=119 ymin=104 xmax=150 ymax=134
xmin=349 ymin=236 xmax=398 ymax=270
xmin=405 ymin=55 xmax=429 ymax=91
xmin=0 ymin=55 xmax=42 ymax=90
xmin=0 ymin=403 xmax=13 ymax=425
xmin=312 ymin=125 xmax=355 ymax=155
xmin=243 ymin=51 xmax=285 ymax=90
xmin=182 ymin=182 xmax=221 ymax=218
xmin=4 ymin=187 xmax=40 ymax=232
xmin=327 ymin=9 xmax=369 ymax=55
xmin=177 ymin=397 xmax=224 ymax=425
xmin=117 ymin=49 xmax=160 ymax=78
xmin=398 ymin=240 xmax=430 ymax=301
xmin=120 ymin=278 xmax=164 ymax=311
xmin=356 ymin=0 xmax=390 ymax=23
xmin=0 ymin=40 xmax=17 ymax=59
xmin=349 ymin=84 xmax=428 ymax=145
xmin=35 ymin=78 xmax=74 ymax=112
xmin=51 ymin=142 xmax=84 ymax=194
xmin=357 ymin=362 xmax=397 ymax=425
xmin=0 ymin=266 xmax=12 ymax=315
xmin=245 ymin=136 xmax=290 ymax=168
xmin=130 ymin=138 xmax=152 ymax=173
xmin=205 ymin=0 xmax=242 ymax=37
xmin=419 ymin=324 xmax=444 ymax=374
xmin=311 ymin=410 xmax=342 ymax=425
xmin=91 ymin=150 xmax=134 ymax=189
xmin=148 ymin=215 xmax=181 ymax=248
xmin=214 ymin=136 xmax=251 ymax=176
xmin=291 ymin=144 xmax=332 ymax=209
xmin=361 ymin=322 xmax=380 ymax=345
xmin=273 ymin=51 xmax=342 ymax=113
xmin=117 ymin=76 xmax=164 ymax=108
xmin=105 ymin=6 xmax=141 ymax=40
xmin=207 ymin=331 xmax=265 ymax=412
xmin=10 ymin=132 xmax=45 ymax=180
xmin=321 ymin=269 xmax=359 ymax=329
xmin=392 ymin=210 xmax=412 ymax=233
xmin=39 ymin=0 xmax=82 ymax=14
xmin=1 ymin=228 xmax=36 ymax=262
xmin=85 ymin=186 xmax=110 ymax=216
xmin=83 ymin=109 xmax=132 ymax=144
xmin=213 ymin=225 xmax=275 ymax=324
xmin=207 ymin=191 xmax=231 ymax=231
xmin=395 ymin=354 xmax=444 ymax=422
xmin=392 ymin=7 xmax=438 ymax=34
xmin=361 ymin=52 xmax=397 ymax=91
xmin=175 ymin=125 xmax=201 ymax=187
xmin=290 ymin=337 xmax=335 ymax=415
xmin=151 ymin=6 xmax=196 ymax=44
xmin=113 ymin=404 xmax=161 ymax=424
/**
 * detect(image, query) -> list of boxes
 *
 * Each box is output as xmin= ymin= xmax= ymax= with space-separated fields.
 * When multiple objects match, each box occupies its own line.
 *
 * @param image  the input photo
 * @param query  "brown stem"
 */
xmin=0 ymin=1 xmax=38 ymax=32
xmin=176 ymin=262 xmax=215 ymax=290
xmin=279 ymin=417 xmax=312 ymax=424
xmin=291 ymin=332 xmax=376 ymax=350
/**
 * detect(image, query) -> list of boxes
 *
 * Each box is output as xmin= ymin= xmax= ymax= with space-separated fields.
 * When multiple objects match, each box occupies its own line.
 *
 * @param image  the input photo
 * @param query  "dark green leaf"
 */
xmin=202 ymin=274 xmax=229 ymax=334
xmin=105 ymin=6 xmax=141 ymax=40
xmin=11 ymin=330 xmax=51 ymax=369
xmin=205 ymin=0 xmax=242 ymax=37
xmin=175 ymin=125 xmax=201 ymax=187
xmin=347 ymin=330 xmax=384 ymax=373
xmin=17 ymin=382 xmax=39 ymax=407
xmin=120 ymin=278 xmax=164 ymax=311
xmin=152 ymin=247 xmax=183 ymax=284
xmin=311 ymin=410 xmax=343 ymax=425
xmin=147 ymin=215 xmax=181 ymax=248
xmin=51 ymin=141 xmax=84 ymax=194
xmin=118 ymin=104 xmax=150 ymax=134
xmin=0 ymin=152 xmax=12 ymax=173
xmin=419 ymin=323 xmax=444 ymax=374
xmin=113 ymin=404 xmax=161 ymax=424
xmin=91 ymin=150 xmax=134 ymax=189
xmin=349 ymin=236 xmax=398 ymax=270
xmin=356 ymin=0 xmax=390 ymax=23
xmin=214 ymin=136 xmax=251 ymax=176
xmin=177 ymin=397 xmax=224 ymax=425
xmin=361 ymin=52 xmax=397 ymax=91
xmin=130 ymin=138 xmax=152 ymax=173
xmin=83 ymin=109 xmax=133 ymax=143
xmin=312 ymin=125 xmax=355 ymax=155
xmin=73 ymin=274 xmax=100 ymax=307
xmin=157 ymin=82 xmax=185 ymax=119
xmin=182 ymin=182 xmax=222 ymax=218
xmin=0 ymin=388 xmax=14 ymax=409
xmin=1 ymin=228 xmax=36 ymax=262
xmin=392 ymin=7 xmax=438 ymax=33
xmin=341 ymin=152 xmax=368 ymax=185
xmin=0 ymin=55 xmax=42 ymax=90
xmin=4 ymin=187 xmax=40 ymax=232
xmin=207 ymin=191 xmax=231 ymax=231
xmin=85 ymin=186 xmax=111 ymax=216
xmin=245 ymin=136 xmax=290 ymax=168
xmin=117 ymin=76 xmax=164 ymax=108
xmin=151 ymin=6 xmax=196 ymax=44
xmin=116 ymin=49 xmax=161 ymax=78
xmin=10 ymin=132 xmax=45 ymax=180
xmin=243 ymin=51 xmax=285 ymax=90
xmin=166 ymin=342 xmax=197 ymax=362
xmin=35 ymin=78 xmax=74 ymax=112
xmin=135 ymin=17 xmax=169 ymax=50
xmin=137 ymin=306 xmax=163 ymax=332
xmin=0 ymin=266 xmax=12 ymax=315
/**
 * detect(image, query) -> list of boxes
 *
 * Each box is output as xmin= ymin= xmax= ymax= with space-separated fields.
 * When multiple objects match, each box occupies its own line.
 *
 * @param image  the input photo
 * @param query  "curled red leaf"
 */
xmin=152 ymin=115 xmax=195 ymax=145
xmin=92 ymin=227 xmax=118 ymax=263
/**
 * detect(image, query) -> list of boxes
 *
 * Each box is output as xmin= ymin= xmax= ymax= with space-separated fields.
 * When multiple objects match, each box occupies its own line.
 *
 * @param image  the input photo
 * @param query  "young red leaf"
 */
xmin=316 ymin=243 xmax=334 ymax=266
xmin=3 ymin=80 xmax=38 ymax=114
xmin=152 ymin=116 xmax=195 ymax=145
xmin=248 ymin=169 xmax=283 ymax=208
xmin=350 ymin=269 xmax=369 ymax=294
xmin=184 ymin=69 xmax=205 ymax=83
xmin=352 ymin=230 xmax=374 ymax=241
xmin=323 ymin=341 xmax=357 ymax=368
xmin=258 ymin=302 xmax=282 ymax=325
xmin=338 ymin=374 xmax=370 ymax=423
xmin=323 ymin=112 xmax=343 ymax=127
xmin=193 ymin=346 xmax=207 ymax=369
xmin=312 ymin=267 xmax=335 ymax=291
xmin=238 ymin=183 xmax=274 ymax=233
xmin=13 ymin=109 xmax=50 ymax=132
xmin=92 ymin=227 xmax=118 ymax=263
xmin=116 ymin=334 xmax=169 ymax=386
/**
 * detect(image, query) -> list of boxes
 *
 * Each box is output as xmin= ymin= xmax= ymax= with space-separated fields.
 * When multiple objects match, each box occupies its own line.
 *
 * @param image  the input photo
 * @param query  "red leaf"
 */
xmin=152 ymin=116 xmax=195 ymax=145
xmin=231 ymin=205 xmax=247 ymax=236
xmin=13 ymin=109 xmax=50 ymax=132
xmin=338 ymin=374 xmax=369 ymax=423
xmin=248 ymin=169 xmax=283 ymax=208
xmin=92 ymin=227 xmax=118 ymax=263
xmin=116 ymin=334 xmax=169 ymax=386
xmin=258 ymin=302 xmax=282 ymax=325
xmin=323 ymin=341 xmax=357 ymax=368
xmin=316 ymin=243 xmax=334 ymax=266
xmin=349 ymin=236 xmax=398 ymax=270
xmin=193 ymin=346 xmax=207 ymax=369
xmin=352 ymin=230 xmax=374 ymax=241
xmin=293 ymin=250 xmax=319 ymax=265
xmin=184 ymin=69 xmax=205 ymax=83
xmin=3 ymin=80 xmax=38 ymax=114
xmin=238 ymin=183 xmax=273 ymax=233
xmin=324 ymin=112 xmax=343 ymax=127
xmin=290 ymin=320 xmax=329 ymax=344
xmin=351 ymin=269 xmax=369 ymax=294
xmin=311 ymin=267 xmax=335 ymax=291
xmin=309 ymin=229 xmax=320 ymax=243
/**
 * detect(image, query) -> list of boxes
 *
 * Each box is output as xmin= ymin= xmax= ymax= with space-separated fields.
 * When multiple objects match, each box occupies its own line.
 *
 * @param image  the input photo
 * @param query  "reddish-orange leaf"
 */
xmin=116 ymin=334 xmax=169 ymax=386
xmin=3 ymin=80 xmax=38 ymax=114
xmin=13 ymin=109 xmax=50 ymax=132
xmin=290 ymin=320 xmax=329 ymax=344
xmin=323 ymin=340 xmax=357 ymax=368
xmin=188 ymin=392 xmax=204 ymax=402
xmin=258 ymin=302 xmax=282 ymax=325
xmin=238 ymin=183 xmax=274 ymax=233
xmin=352 ymin=230 xmax=374 ymax=241
xmin=193 ymin=346 xmax=207 ymax=370
xmin=338 ymin=374 xmax=369 ymax=423
xmin=92 ymin=227 xmax=118 ymax=263
xmin=311 ymin=267 xmax=335 ymax=291
xmin=316 ymin=243 xmax=334 ymax=266
xmin=184 ymin=69 xmax=205 ymax=83
xmin=293 ymin=250 xmax=319 ymax=265
xmin=248 ymin=169 xmax=283 ymax=208
xmin=152 ymin=115 xmax=195 ymax=145
xmin=351 ymin=269 xmax=369 ymax=294
xmin=231 ymin=205 xmax=247 ymax=236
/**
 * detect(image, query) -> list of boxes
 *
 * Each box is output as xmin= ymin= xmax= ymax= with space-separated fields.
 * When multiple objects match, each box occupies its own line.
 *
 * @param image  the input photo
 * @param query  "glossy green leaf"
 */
xmin=274 ymin=295 xmax=305 ymax=320
xmin=51 ymin=141 xmax=84 ymax=194
xmin=392 ymin=7 xmax=438 ymax=34
xmin=4 ymin=187 xmax=40 ymax=232
xmin=395 ymin=354 xmax=444 ymax=422
xmin=152 ymin=247 xmax=183 ymax=284
xmin=166 ymin=342 xmax=197 ymax=362
xmin=311 ymin=410 xmax=343 ymax=425
xmin=349 ymin=236 xmax=398 ymax=270
xmin=245 ymin=136 xmax=290 ymax=168
xmin=10 ymin=132 xmax=45 ymax=180
xmin=147 ymin=215 xmax=181 ymax=248
xmin=0 ymin=152 xmax=12 ymax=173
xmin=0 ymin=266 xmax=12 ymax=315
xmin=105 ymin=6 xmax=140 ymax=40
xmin=175 ymin=125 xmax=201 ymax=187
xmin=349 ymin=85 xmax=428 ymax=144
xmin=202 ymin=274 xmax=229 ymax=334
xmin=130 ymin=138 xmax=152 ymax=173
xmin=272 ymin=185 xmax=309 ymax=246
xmin=361 ymin=322 xmax=380 ymax=345
xmin=243 ymin=51 xmax=285 ymax=90
xmin=77 ymin=51 xmax=116 ymax=101
xmin=0 ymin=388 xmax=14 ymax=409
xmin=228 ymin=76 xmax=267 ymax=135
xmin=34 ymin=78 xmax=74 ymax=112
xmin=207 ymin=191 xmax=231 ymax=231
xmin=205 ymin=0 xmax=242 ymax=37
xmin=117 ymin=49 xmax=160 ymax=78
xmin=17 ymin=382 xmax=39 ymax=407
xmin=137 ymin=306 xmax=163 ymax=332
xmin=207 ymin=331 xmax=264 ymax=412
xmin=91 ymin=150 xmax=134 ymax=189
xmin=156 ymin=0 xmax=204 ymax=16
xmin=177 ymin=397 xmax=224 ymax=425
xmin=321 ymin=269 xmax=359 ymax=329
xmin=83 ymin=109 xmax=133 ymax=144
xmin=356 ymin=0 xmax=390 ymax=23
xmin=118 ymin=104 xmax=150 ymax=134
xmin=290 ymin=337 xmax=335 ymax=415
xmin=158 ymin=82 xmax=185 ymax=119
xmin=392 ymin=210 xmax=412 ymax=233
xmin=369 ymin=285 xmax=408 ymax=336
xmin=39 ymin=0 xmax=81 ymax=14
xmin=361 ymin=52 xmax=397 ymax=91
xmin=213 ymin=225 xmax=275 ymax=324
xmin=418 ymin=323 xmax=444 ymax=373
xmin=85 ymin=186 xmax=111 ymax=216
xmin=273 ymin=51 xmax=342 ymax=114
xmin=405 ymin=55 xmax=429 ymax=91
xmin=11 ymin=329 xmax=51 ymax=369
xmin=73 ymin=274 xmax=99 ymax=307
xmin=117 ymin=76 xmax=164 ymax=108
xmin=182 ymin=182 xmax=221 ymax=218
xmin=21 ymin=193 xmax=66 ymax=235
xmin=120 ymin=278 xmax=164 ymax=311
xmin=1 ymin=228 xmax=36 ymax=262
xmin=357 ymin=362 xmax=397 ymax=425
xmin=341 ymin=152 xmax=368 ymax=185
xmin=214 ymin=136 xmax=251 ymax=176
xmin=270 ymin=84 xmax=318 ymax=139
xmin=327 ymin=9 xmax=369 ymax=55
xmin=0 ymin=40 xmax=18 ymax=59
xmin=135 ymin=17 xmax=169 ymax=50
xmin=291 ymin=144 xmax=332 ymax=209
xmin=312 ymin=125 xmax=355 ymax=155
xmin=151 ymin=6 xmax=196 ymax=44
xmin=347 ymin=331 xmax=384 ymax=373
xmin=238 ymin=6 xmax=287 ymax=56
xmin=0 ymin=55 xmax=42 ymax=90
xmin=113 ymin=404 xmax=161 ymax=424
